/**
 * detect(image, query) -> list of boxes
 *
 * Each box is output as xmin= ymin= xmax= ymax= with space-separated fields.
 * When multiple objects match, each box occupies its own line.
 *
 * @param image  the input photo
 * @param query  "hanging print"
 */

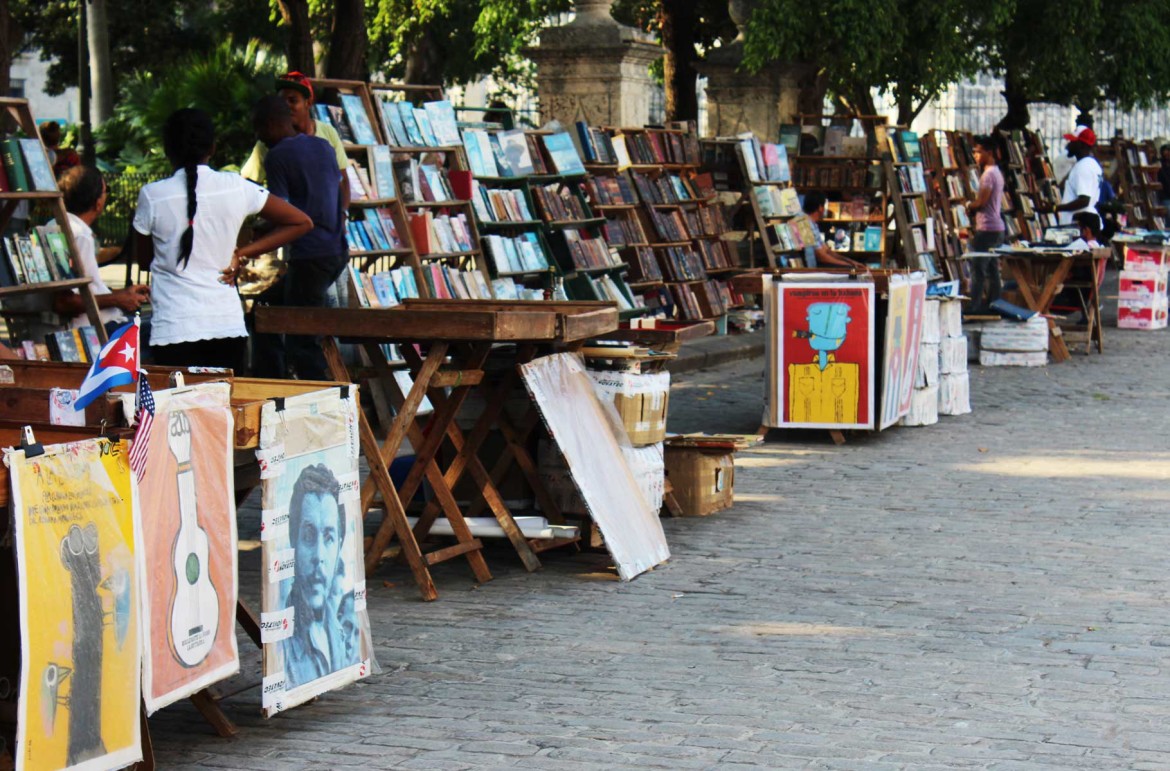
xmin=9 ymin=437 xmax=142 ymax=771
xmin=879 ymin=272 xmax=928 ymax=429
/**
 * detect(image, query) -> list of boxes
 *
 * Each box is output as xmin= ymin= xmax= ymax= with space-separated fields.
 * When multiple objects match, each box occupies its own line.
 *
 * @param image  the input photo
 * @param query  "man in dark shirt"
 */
xmin=251 ymin=94 xmax=347 ymax=380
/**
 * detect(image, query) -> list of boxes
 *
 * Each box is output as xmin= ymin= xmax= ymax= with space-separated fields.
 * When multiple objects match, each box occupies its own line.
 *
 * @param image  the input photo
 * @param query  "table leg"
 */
xmin=1005 ymin=259 xmax=1071 ymax=363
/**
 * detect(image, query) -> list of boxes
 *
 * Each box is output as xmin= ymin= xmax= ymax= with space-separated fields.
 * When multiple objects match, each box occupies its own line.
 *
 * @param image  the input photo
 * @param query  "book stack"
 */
xmin=603 ymin=216 xmax=647 ymax=246
xmin=979 ymin=314 xmax=1049 ymax=366
xmin=462 ymin=128 xmax=543 ymax=177
xmin=393 ymin=161 xmax=455 ymax=203
xmin=561 ymin=230 xmax=618 ymax=270
xmin=1118 ymin=245 xmax=1170 ymax=329
xmin=631 ymin=172 xmax=697 ymax=204
xmin=621 ymin=129 xmax=699 ymax=166
xmin=625 ymin=246 xmax=663 ymax=282
xmin=574 ymin=121 xmax=619 ymax=166
xmin=936 ymin=300 xmax=971 ymax=415
xmin=531 ymin=183 xmax=591 ymax=222
xmin=409 ymin=211 xmax=474 ymax=255
xmin=348 ymin=265 xmax=422 ymax=307
xmin=482 ymin=232 xmax=550 ymax=274
xmin=14 ymin=326 xmax=103 ymax=363
xmin=346 ymin=209 xmax=404 ymax=254
xmin=471 ymin=184 xmax=535 ymax=223
xmin=0 ymin=229 xmax=75 ymax=286
xmin=582 ymin=175 xmax=637 ymax=206
xmin=657 ymin=247 xmax=705 ymax=282
xmin=901 ymin=298 xmax=941 ymax=426
xmin=377 ymin=99 xmax=460 ymax=149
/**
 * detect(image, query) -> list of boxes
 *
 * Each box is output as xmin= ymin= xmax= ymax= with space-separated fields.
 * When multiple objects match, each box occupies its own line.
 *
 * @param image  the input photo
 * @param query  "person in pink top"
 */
xmin=965 ymin=135 xmax=1006 ymax=314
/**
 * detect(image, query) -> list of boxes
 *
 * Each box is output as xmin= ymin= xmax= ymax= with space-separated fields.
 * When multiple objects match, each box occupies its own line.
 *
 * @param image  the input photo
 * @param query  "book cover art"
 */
xmin=397 ymin=102 xmax=425 ymax=146
xmin=380 ymin=101 xmax=409 ymax=146
xmin=541 ymin=132 xmax=585 ymax=175
xmin=339 ymin=95 xmax=377 ymax=145
xmin=423 ymin=100 xmax=461 ymax=147
xmin=20 ymin=138 xmax=56 ymax=191
xmin=369 ymin=145 xmax=395 ymax=199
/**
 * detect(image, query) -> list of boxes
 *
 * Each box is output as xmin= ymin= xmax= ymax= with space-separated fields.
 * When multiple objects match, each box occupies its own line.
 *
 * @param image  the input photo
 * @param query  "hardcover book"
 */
xmin=20 ymin=138 xmax=56 ymax=191
xmin=339 ymin=95 xmax=378 ymax=145
xmin=541 ymin=132 xmax=585 ymax=175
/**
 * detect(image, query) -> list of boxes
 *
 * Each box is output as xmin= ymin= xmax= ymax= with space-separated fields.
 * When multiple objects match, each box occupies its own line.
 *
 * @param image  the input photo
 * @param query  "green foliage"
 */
xmin=95 ymin=39 xmax=285 ymax=174
xmin=14 ymin=0 xmax=280 ymax=96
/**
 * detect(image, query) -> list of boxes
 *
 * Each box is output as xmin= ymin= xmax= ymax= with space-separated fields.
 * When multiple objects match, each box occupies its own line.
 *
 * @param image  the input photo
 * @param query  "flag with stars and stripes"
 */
xmin=128 ymin=373 xmax=155 ymax=481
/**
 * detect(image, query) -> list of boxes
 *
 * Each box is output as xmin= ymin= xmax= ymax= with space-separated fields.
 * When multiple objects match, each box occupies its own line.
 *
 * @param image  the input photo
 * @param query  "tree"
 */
xmin=612 ymin=0 xmax=734 ymax=123
xmin=87 ymin=0 xmax=114 ymax=126
xmin=324 ymin=0 xmax=367 ymax=80
xmin=0 ymin=0 xmax=22 ymax=98
xmin=275 ymin=0 xmax=314 ymax=74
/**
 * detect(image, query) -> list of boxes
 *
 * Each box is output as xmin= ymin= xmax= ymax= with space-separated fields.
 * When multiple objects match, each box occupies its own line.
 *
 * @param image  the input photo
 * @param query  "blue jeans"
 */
xmin=252 ymin=255 xmax=347 ymax=380
xmin=969 ymin=230 xmax=1005 ymax=312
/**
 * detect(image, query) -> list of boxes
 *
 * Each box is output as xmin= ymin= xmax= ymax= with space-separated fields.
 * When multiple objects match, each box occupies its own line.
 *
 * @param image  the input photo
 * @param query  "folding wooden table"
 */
xmin=254 ymin=302 xmax=618 ymax=601
xmin=992 ymin=247 xmax=1108 ymax=361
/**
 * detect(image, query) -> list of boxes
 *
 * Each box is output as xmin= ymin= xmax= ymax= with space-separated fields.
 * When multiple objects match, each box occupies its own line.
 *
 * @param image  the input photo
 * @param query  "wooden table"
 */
xmin=255 ymin=302 xmax=619 ymax=601
xmin=989 ymin=248 xmax=1108 ymax=360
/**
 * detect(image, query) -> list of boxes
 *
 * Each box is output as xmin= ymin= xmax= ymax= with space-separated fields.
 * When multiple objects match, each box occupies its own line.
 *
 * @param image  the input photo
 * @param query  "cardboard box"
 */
xmin=1118 ymin=299 xmax=1169 ymax=329
xmin=1118 ymin=271 xmax=1169 ymax=303
xmin=587 ymin=370 xmax=670 ymax=446
xmin=664 ymin=446 xmax=735 ymax=517
xmin=1123 ymin=246 xmax=1170 ymax=275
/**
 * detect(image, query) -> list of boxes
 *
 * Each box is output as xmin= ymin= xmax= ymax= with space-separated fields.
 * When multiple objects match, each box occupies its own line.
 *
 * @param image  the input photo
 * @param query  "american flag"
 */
xmin=128 ymin=373 xmax=155 ymax=481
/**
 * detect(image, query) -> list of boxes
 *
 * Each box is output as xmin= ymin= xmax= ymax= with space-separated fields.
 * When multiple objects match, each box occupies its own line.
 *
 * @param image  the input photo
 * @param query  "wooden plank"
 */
xmin=256 ymin=306 xmax=558 ymax=342
xmin=0 ymin=360 xmax=232 ymax=391
xmin=0 ymin=386 xmax=118 ymax=426
xmin=400 ymin=299 xmax=619 ymax=341
xmin=423 ymin=539 xmax=486 ymax=566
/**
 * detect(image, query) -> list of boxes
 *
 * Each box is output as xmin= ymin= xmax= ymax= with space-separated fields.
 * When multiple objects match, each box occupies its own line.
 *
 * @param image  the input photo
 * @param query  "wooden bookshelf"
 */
xmin=920 ymin=129 xmax=970 ymax=288
xmin=880 ymin=125 xmax=940 ymax=274
xmin=0 ymin=98 xmax=107 ymax=346
xmin=1116 ymin=138 xmax=1165 ymax=229
xmin=997 ymin=128 xmax=1044 ymax=243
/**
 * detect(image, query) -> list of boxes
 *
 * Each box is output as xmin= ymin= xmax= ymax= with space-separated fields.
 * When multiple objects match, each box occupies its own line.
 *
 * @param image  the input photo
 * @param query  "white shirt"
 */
xmin=60 ymin=212 xmax=126 ymax=329
xmin=1059 ymin=156 xmax=1102 ymax=224
xmin=133 ymin=166 xmax=269 ymax=346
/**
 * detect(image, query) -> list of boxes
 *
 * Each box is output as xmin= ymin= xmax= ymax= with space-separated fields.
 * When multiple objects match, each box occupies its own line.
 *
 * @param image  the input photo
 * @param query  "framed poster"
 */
xmin=137 ymin=382 xmax=239 ymax=714
xmin=769 ymin=281 xmax=875 ymax=429
xmin=256 ymin=386 xmax=375 ymax=717
xmin=9 ymin=437 xmax=142 ymax=771
xmin=879 ymin=272 xmax=928 ymax=430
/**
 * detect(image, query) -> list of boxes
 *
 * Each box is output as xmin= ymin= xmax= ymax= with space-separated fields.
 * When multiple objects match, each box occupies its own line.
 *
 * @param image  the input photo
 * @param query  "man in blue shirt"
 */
xmin=251 ymin=94 xmax=347 ymax=380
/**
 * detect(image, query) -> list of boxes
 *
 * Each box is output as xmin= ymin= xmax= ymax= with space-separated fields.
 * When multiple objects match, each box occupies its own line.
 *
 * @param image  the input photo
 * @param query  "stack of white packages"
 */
xmin=979 ymin=315 xmax=1049 ymax=366
xmin=901 ymin=298 xmax=941 ymax=426
xmin=938 ymin=299 xmax=971 ymax=415
xmin=1118 ymin=245 xmax=1170 ymax=329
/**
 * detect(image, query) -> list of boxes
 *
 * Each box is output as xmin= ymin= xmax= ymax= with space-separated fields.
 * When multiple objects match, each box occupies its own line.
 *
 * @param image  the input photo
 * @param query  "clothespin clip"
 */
xmin=169 ymin=371 xmax=186 ymax=389
xmin=19 ymin=426 xmax=43 ymax=458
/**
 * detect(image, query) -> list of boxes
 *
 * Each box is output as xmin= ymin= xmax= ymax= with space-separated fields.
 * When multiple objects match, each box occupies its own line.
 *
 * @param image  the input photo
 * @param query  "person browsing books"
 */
xmin=241 ymin=71 xmax=350 ymax=209
xmin=133 ymin=108 xmax=311 ymax=371
xmin=964 ymin=135 xmax=1006 ymax=314
xmin=802 ymin=192 xmax=866 ymax=269
xmin=52 ymin=165 xmax=151 ymax=334
xmin=1056 ymin=126 xmax=1103 ymax=226
xmin=250 ymin=95 xmax=346 ymax=381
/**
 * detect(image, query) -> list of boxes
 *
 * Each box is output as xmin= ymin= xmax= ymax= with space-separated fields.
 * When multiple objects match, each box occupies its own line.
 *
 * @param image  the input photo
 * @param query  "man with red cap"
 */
xmin=1056 ymin=126 xmax=1103 ymax=226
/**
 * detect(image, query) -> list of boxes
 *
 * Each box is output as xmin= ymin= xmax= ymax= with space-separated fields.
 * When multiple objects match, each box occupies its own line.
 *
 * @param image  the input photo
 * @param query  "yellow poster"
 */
xmin=10 ymin=438 xmax=142 ymax=771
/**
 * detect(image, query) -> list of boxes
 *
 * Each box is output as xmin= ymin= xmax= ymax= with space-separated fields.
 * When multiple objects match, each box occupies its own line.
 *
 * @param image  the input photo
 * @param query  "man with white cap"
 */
xmin=1056 ymin=125 xmax=1103 ymax=226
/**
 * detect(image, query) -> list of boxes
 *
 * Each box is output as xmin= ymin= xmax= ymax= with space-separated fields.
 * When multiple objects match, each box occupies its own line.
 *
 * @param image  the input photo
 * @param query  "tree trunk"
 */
xmin=324 ymin=0 xmax=367 ymax=81
xmin=86 ymin=0 xmax=114 ymax=126
xmin=0 ymin=0 xmax=17 ymax=100
xmin=795 ymin=66 xmax=828 ymax=118
xmin=660 ymin=0 xmax=698 ymax=122
xmin=404 ymin=25 xmax=443 ymax=87
xmin=998 ymin=67 xmax=1030 ymax=131
xmin=277 ymin=0 xmax=314 ymax=75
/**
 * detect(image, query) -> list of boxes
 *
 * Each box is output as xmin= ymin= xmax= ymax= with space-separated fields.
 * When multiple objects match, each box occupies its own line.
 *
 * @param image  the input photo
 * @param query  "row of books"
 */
xmin=790 ymin=162 xmax=881 ymax=189
xmin=579 ymin=272 xmax=634 ymax=310
xmin=347 ymin=150 xmax=396 ymax=200
xmin=482 ymin=232 xmax=551 ymax=275
xmin=658 ymin=247 xmax=706 ymax=282
xmin=622 ymin=245 xmax=663 ymax=282
xmin=560 ymin=230 xmax=619 ymax=271
xmin=904 ymin=197 xmax=930 ymax=225
xmin=409 ymin=211 xmax=474 ymax=255
xmin=683 ymin=206 xmax=727 ymax=238
xmin=377 ymin=98 xmax=462 ymax=149
xmin=582 ymin=175 xmax=637 ymax=206
xmin=12 ymin=326 xmax=103 ymax=363
xmin=603 ymin=216 xmax=647 ymax=246
xmin=671 ymin=281 xmax=720 ymax=321
xmin=887 ymin=129 xmax=923 ymax=163
xmin=648 ymin=208 xmax=690 ymax=242
xmin=754 ymin=185 xmax=802 ymax=219
xmin=1 ymin=229 xmax=74 ymax=287
xmin=696 ymin=239 xmax=735 ymax=270
xmin=395 ymin=159 xmax=454 ymax=204
xmin=828 ymin=225 xmax=884 ymax=253
xmin=737 ymin=135 xmax=791 ymax=184
xmin=425 ymin=263 xmax=492 ymax=300
xmin=622 ymin=130 xmax=700 ymax=166
xmin=771 ymin=215 xmax=820 ymax=252
xmin=471 ymin=184 xmax=535 ymax=223
xmin=347 ymin=209 xmax=404 ymax=254
xmin=895 ymin=163 xmax=928 ymax=195
xmin=824 ymin=199 xmax=880 ymax=221
xmin=349 ymin=265 xmax=421 ymax=307
xmin=910 ymin=223 xmax=936 ymax=253
xmin=313 ymin=96 xmax=380 ymax=146
xmin=0 ymin=137 xmax=57 ymax=193
xmin=631 ymin=172 xmax=699 ymax=205
xmin=531 ymin=183 xmax=590 ymax=222
xmin=462 ymin=129 xmax=585 ymax=178
xmin=492 ymin=278 xmax=550 ymax=302
xmin=574 ymin=123 xmax=628 ymax=168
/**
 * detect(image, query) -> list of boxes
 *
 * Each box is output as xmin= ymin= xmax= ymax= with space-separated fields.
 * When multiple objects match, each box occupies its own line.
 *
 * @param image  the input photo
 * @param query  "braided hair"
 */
xmin=162 ymin=108 xmax=215 ymax=270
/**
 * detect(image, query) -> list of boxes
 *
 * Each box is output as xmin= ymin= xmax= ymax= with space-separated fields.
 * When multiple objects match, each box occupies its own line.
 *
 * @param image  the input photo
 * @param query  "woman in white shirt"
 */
xmin=133 ymin=108 xmax=310 ymax=370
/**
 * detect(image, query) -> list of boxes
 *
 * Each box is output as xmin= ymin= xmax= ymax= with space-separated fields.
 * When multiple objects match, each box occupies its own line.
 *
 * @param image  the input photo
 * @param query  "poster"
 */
xmin=769 ymin=281 xmax=875 ymax=429
xmin=520 ymin=353 xmax=670 ymax=580
xmin=137 ymin=382 xmax=239 ymax=714
xmin=879 ymin=272 xmax=928 ymax=430
xmin=9 ymin=437 xmax=142 ymax=771
xmin=257 ymin=385 xmax=375 ymax=717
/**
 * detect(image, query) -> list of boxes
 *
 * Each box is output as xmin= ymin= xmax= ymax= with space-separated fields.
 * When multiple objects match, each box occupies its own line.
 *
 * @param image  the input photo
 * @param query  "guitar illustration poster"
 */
xmin=137 ymin=382 xmax=239 ymax=714
xmin=257 ymin=385 xmax=375 ymax=717
xmin=772 ymin=281 xmax=875 ymax=429
xmin=10 ymin=437 xmax=142 ymax=771
xmin=879 ymin=272 xmax=928 ymax=430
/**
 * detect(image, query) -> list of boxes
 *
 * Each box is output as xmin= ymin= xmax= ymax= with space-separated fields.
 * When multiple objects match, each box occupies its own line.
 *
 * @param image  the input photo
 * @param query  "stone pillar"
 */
xmin=528 ymin=0 xmax=661 ymax=129
xmin=696 ymin=0 xmax=801 ymax=141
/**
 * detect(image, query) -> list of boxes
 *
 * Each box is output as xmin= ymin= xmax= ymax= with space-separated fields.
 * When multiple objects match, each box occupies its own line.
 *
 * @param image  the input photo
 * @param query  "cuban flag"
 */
xmin=74 ymin=317 xmax=141 ymax=411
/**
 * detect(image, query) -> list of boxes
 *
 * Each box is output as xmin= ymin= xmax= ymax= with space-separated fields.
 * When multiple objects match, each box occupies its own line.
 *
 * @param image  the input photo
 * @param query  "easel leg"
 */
xmin=189 ymin=690 xmax=238 ymax=738
xmin=236 ymin=599 xmax=262 ymax=648
xmin=131 ymin=701 xmax=155 ymax=771
xmin=829 ymin=430 xmax=846 ymax=446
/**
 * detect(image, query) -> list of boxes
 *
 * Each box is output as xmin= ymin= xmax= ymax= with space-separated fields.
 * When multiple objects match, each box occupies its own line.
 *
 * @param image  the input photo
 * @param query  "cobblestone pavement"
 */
xmin=150 ymin=312 xmax=1170 ymax=770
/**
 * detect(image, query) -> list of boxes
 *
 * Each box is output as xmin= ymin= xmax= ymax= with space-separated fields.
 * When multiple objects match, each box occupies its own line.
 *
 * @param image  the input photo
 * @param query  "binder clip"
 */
xmin=18 ymin=426 xmax=43 ymax=458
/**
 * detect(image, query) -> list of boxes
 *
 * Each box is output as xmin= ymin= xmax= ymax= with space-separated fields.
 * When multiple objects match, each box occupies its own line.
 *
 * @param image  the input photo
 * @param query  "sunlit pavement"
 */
xmin=151 ymin=291 xmax=1170 ymax=770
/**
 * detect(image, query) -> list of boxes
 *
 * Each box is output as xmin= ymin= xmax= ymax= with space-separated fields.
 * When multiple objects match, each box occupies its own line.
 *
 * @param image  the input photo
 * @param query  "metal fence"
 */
xmin=94 ymin=171 xmax=164 ymax=248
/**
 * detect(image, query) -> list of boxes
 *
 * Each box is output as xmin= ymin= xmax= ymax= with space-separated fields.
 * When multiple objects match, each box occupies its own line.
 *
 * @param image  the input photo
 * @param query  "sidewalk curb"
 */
xmin=667 ymin=333 xmax=766 ymax=376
